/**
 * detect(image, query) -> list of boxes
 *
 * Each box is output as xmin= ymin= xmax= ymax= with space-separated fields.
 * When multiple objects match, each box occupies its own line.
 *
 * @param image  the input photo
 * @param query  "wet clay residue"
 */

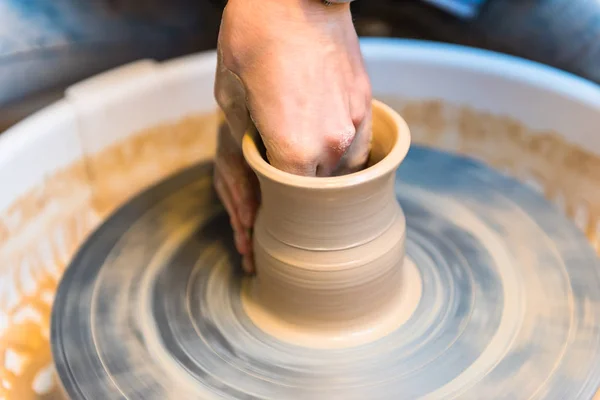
xmin=85 ymin=112 xmax=219 ymax=215
xmin=0 ymin=160 xmax=97 ymax=400
xmin=1 ymin=100 xmax=599 ymax=399
xmin=387 ymin=97 xmax=600 ymax=252
xmin=0 ymin=111 xmax=219 ymax=400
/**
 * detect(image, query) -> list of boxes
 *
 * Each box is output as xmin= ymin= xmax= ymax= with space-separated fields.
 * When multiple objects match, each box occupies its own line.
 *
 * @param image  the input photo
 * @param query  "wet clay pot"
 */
xmin=241 ymin=99 xmax=412 ymax=348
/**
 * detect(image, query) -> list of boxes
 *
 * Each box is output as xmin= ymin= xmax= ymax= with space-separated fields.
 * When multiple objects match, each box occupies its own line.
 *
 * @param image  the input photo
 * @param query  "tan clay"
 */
xmin=241 ymin=100 xmax=414 ymax=348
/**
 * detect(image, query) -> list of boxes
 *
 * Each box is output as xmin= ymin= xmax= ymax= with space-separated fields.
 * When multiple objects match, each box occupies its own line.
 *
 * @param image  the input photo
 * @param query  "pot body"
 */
xmin=252 ymin=173 xmax=406 ymax=328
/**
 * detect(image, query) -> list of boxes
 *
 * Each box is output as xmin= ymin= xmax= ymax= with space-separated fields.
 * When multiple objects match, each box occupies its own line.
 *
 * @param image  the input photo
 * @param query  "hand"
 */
xmin=214 ymin=0 xmax=372 ymax=273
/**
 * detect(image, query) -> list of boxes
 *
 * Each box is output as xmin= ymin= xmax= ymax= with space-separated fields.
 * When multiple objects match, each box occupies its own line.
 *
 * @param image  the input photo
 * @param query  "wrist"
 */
xmin=221 ymin=0 xmax=354 ymax=71
xmin=228 ymin=0 xmax=350 ymax=23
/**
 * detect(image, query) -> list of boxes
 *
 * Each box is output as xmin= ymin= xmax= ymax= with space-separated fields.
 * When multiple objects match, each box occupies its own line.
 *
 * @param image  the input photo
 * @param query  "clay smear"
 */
xmin=0 ymin=112 xmax=218 ymax=400
xmin=240 ymin=100 xmax=417 ymax=348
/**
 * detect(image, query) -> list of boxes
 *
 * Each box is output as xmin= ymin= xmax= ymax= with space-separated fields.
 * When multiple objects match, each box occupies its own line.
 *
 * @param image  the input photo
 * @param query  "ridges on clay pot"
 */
xmin=241 ymin=99 xmax=415 ymax=348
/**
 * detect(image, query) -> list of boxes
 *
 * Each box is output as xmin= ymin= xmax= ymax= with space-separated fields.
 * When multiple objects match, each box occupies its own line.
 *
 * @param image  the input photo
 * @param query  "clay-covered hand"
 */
xmin=214 ymin=0 xmax=372 ymax=273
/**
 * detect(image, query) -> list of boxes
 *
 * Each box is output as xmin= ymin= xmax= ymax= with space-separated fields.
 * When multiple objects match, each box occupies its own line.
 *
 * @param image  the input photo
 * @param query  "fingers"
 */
xmin=215 ymin=52 xmax=259 ymax=274
xmin=266 ymin=147 xmax=319 ymax=177
xmin=215 ymin=126 xmax=259 ymax=227
xmin=214 ymin=166 xmax=256 ymax=274
xmin=259 ymin=70 xmax=372 ymax=178
xmin=261 ymin=108 xmax=370 ymax=178
xmin=213 ymin=168 xmax=243 ymax=244
xmin=257 ymin=101 xmax=358 ymax=177
xmin=331 ymin=72 xmax=372 ymax=175
xmin=312 ymin=92 xmax=372 ymax=176
xmin=336 ymin=99 xmax=372 ymax=175
xmin=214 ymin=123 xmax=258 ymax=274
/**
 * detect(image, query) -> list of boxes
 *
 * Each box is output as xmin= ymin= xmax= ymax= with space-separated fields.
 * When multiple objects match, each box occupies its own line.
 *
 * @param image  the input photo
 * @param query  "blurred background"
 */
xmin=1 ymin=0 xmax=599 ymax=132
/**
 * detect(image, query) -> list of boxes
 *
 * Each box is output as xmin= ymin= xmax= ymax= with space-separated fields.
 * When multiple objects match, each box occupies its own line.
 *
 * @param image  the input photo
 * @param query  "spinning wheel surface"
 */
xmin=51 ymin=146 xmax=600 ymax=399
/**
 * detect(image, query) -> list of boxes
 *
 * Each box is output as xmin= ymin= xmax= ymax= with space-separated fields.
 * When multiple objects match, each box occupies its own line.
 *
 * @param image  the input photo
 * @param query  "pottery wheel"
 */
xmin=51 ymin=146 xmax=600 ymax=399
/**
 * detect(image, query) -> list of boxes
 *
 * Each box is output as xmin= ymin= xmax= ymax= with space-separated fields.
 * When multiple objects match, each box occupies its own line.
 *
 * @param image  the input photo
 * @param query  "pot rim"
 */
xmin=242 ymin=99 xmax=411 ymax=190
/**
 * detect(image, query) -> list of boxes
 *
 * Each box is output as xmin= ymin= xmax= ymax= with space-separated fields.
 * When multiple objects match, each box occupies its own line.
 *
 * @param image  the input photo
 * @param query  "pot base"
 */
xmin=51 ymin=146 xmax=600 ymax=399
xmin=241 ymin=257 xmax=422 ymax=349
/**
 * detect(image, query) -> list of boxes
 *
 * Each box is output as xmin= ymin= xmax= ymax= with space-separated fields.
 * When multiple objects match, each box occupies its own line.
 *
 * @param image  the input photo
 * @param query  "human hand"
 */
xmin=214 ymin=0 xmax=372 ymax=273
